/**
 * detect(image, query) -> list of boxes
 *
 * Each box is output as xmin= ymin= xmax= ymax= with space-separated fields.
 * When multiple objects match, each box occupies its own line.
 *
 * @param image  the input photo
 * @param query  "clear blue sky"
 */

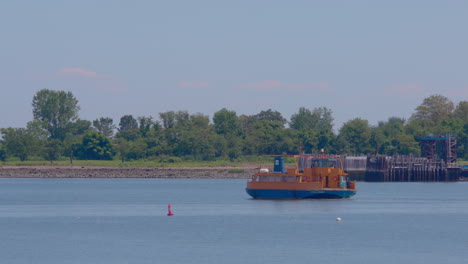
xmin=1 ymin=0 xmax=467 ymax=131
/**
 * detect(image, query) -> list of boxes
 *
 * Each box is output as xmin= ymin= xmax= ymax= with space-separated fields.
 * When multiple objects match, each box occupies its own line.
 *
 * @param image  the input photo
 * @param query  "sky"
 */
xmin=1 ymin=0 xmax=467 ymax=132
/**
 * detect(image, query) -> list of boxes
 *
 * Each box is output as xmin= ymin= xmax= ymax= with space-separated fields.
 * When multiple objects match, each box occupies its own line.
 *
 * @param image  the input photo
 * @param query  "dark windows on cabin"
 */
xmin=311 ymin=159 xmax=337 ymax=168
xmin=257 ymin=175 xmax=296 ymax=182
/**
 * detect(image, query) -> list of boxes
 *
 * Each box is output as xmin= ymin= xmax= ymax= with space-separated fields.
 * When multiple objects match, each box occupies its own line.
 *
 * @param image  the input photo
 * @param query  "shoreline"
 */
xmin=0 ymin=166 xmax=256 ymax=179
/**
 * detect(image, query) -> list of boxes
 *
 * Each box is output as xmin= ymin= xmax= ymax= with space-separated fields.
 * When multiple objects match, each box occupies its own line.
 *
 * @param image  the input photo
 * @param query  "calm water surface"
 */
xmin=0 ymin=178 xmax=467 ymax=264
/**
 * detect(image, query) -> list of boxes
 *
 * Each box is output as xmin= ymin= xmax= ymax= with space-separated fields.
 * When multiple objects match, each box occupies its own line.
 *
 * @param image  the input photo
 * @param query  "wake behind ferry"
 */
xmin=246 ymin=154 xmax=357 ymax=199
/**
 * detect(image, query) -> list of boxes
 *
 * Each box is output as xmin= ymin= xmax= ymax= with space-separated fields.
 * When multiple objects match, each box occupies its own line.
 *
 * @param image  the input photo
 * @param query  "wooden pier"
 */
xmin=343 ymin=134 xmax=461 ymax=182
xmin=364 ymin=155 xmax=459 ymax=182
xmin=343 ymin=155 xmax=460 ymax=182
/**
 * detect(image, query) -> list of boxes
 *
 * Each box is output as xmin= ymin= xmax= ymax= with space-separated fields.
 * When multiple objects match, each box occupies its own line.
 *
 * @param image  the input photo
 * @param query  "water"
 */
xmin=0 ymin=178 xmax=467 ymax=264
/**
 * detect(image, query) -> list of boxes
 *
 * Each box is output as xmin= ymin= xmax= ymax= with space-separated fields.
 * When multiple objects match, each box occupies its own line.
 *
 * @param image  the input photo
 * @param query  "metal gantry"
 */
xmin=419 ymin=133 xmax=457 ymax=163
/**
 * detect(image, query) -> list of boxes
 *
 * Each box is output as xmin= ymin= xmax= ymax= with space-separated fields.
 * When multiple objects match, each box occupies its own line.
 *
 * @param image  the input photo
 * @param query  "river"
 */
xmin=0 ymin=178 xmax=467 ymax=264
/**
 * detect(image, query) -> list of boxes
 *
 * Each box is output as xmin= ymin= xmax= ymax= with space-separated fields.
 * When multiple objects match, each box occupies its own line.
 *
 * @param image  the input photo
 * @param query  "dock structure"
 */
xmin=461 ymin=166 xmax=468 ymax=180
xmin=343 ymin=155 xmax=460 ymax=182
xmin=342 ymin=156 xmax=367 ymax=181
xmin=420 ymin=133 xmax=457 ymax=164
xmin=363 ymin=155 xmax=459 ymax=182
xmin=342 ymin=133 xmax=461 ymax=182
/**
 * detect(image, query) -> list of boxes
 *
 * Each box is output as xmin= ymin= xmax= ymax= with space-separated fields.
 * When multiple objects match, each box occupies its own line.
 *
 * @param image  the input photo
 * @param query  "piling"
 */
xmin=360 ymin=155 xmax=459 ymax=182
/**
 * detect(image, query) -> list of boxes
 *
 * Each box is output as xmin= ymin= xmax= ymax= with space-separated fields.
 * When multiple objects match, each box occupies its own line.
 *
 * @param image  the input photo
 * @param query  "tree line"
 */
xmin=0 ymin=89 xmax=467 ymax=163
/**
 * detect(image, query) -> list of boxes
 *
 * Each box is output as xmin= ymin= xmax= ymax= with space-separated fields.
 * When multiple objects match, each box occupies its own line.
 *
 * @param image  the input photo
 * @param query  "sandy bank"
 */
xmin=0 ymin=166 xmax=256 ymax=179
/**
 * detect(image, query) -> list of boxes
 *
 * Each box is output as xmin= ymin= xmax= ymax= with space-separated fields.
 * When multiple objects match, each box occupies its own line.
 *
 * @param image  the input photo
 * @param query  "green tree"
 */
xmin=43 ymin=138 xmax=63 ymax=163
xmin=176 ymin=128 xmax=216 ymax=160
xmin=0 ymin=142 xmax=7 ymax=162
xmin=116 ymin=129 xmax=140 ymax=141
xmin=114 ymin=137 xmax=130 ymax=163
xmin=213 ymin=109 xmax=243 ymax=158
xmin=118 ymin=115 xmax=138 ymax=131
xmin=314 ymin=107 xmax=335 ymax=152
xmin=32 ymin=89 xmax=80 ymax=140
xmin=372 ymin=117 xmax=404 ymax=155
xmin=289 ymin=107 xmax=315 ymax=131
xmin=142 ymin=121 xmax=165 ymax=157
xmin=125 ymin=138 xmax=147 ymax=160
xmin=409 ymin=94 xmax=454 ymax=127
xmin=452 ymin=101 xmax=468 ymax=159
xmin=116 ymin=115 xmax=139 ymax=141
xmin=243 ymin=120 xmax=293 ymax=155
xmin=138 ymin=116 xmax=154 ymax=138
xmin=26 ymin=120 xmax=50 ymax=142
xmin=92 ymin=117 xmax=116 ymax=137
xmin=336 ymin=118 xmax=372 ymax=154
xmin=0 ymin=128 xmax=41 ymax=161
xmin=396 ymin=134 xmax=420 ymax=155
xmin=463 ymin=124 xmax=468 ymax=159
xmin=453 ymin=101 xmax=468 ymax=123
xmin=290 ymin=106 xmax=334 ymax=131
xmin=370 ymin=126 xmax=385 ymax=154
xmin=290 ymin=107 xmax=335 ymax=153
xmin=62 ymin=133 xmax=82 ymax=164
xmin=191 ymin=113 xmax=210 ymax=128
xmin=159 ymin=111 xmax=176 ymax=129
xmin=294 ymin=129 xmax=318 ymax=154
xmin=0 ymin=122 xmax=48 ymax=161
xmin=407 ymin=98 xmax=467 ymax=159
xmin=405 ymin=120 xmax=431 ymax=142
xmin=174 ymin=111 xmax=191 ymax=128
xmin=371 ymin=117 xmax=419 ymax=155
xmin=79 ymin=131 xmax=114 ymax=160
xmin=252 ymin=109 xmax=287 ymax=126
xmin=69 ymin=119 xmax=91 ymax=135
xmin=213 ymin=108 xmax=241 ymax=136
xmin=171 ymin=113 xmax=217 ymax=160
xmin=56 ymin=119 xmax=91 ymax=164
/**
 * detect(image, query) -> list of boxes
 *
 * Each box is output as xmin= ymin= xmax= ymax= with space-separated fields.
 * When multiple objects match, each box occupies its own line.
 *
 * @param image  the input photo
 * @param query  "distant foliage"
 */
xmin=1 ymin=93 xmax=467 ymax=162
xmin=0 ymin=143 xmax=7 ymax=162
xmin=252 ymin=109 xmax=287 ymax=126
xmin=336 ymin=118 xmax=372 ymax=155
xmin=43 ymin=138 xmax=63 ymax=163
xmin=410 ymin=94 xmax=454 ymax=127
xmin=0 ymin=127 xmax=44 ymax=161
xmin=118 ymin=115 xmax=138 ymax=131
xmin=371 ymin=117 xmax=419 ymax=156
xmin=93 ymin=117 xmax=116 ymax=137
xmin=32 ymin=89 xmax=80 ymax=140
xmin=78 ymin=131 xmax=114 ymax=160
xmin=213 ymin=108 xmax=242 ymax=136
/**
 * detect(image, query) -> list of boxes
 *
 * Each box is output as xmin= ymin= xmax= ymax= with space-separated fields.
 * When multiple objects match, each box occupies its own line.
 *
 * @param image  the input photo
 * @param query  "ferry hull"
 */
xmin=246 ymin=188 xmax=356 ymax=199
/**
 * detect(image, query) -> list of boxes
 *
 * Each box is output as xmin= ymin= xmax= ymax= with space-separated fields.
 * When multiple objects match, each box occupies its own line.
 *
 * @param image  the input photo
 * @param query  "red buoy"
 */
xmin=167 ymin=204 xmax=174 ymax=216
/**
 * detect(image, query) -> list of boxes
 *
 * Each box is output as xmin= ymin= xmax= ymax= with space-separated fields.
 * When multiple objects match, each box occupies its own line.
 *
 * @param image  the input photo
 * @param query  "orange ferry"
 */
xmin=246 ymin=154 xmax=357 ymax=199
